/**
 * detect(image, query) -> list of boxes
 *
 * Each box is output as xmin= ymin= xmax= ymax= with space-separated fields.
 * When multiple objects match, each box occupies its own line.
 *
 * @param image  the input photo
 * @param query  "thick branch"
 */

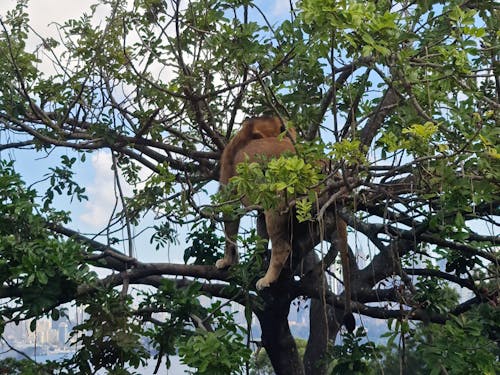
xmin=359 ymin=87 xmax=399 ymax=147
xmin=306 ymin=57 xmax=373 ymax=140
xmin=404 ymin=268 xmax=475 ymax=290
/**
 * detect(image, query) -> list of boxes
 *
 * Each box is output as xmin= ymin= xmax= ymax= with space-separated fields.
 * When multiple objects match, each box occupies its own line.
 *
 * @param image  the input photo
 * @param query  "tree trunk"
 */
xmin=257 ymin=287 xmax=304 ymax=375
xmin=304 ymin=298 xmax=329 ymax=375
xmin=255 ymin=213 xmax=338 ymax=374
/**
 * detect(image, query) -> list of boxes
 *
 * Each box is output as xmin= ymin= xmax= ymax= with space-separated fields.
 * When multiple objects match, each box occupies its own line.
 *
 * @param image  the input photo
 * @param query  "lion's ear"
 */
xmin=250 ymin=116 xmax=291 ymax=139
xmin=251 ymin=129 xmax=266 ymax=139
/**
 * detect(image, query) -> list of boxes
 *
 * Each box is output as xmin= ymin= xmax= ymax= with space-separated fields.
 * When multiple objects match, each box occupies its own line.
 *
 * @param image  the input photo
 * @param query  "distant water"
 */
xmin=29 ymin=353 xmax=189 ymax=374
xmin=136 ymin=356 xmax=188 ymax=374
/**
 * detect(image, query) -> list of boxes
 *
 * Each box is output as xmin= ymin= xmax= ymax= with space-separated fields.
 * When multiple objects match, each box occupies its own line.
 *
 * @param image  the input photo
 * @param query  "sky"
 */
xmin=0 ymin=0 xmax=388 ymax=278
xmin=0 ymin=0 xmax=412 ymax=362
xmin=0 ymin=2 xmax=315 ymax=357
xmin=5 ymin=0 xmax=493 ymax=267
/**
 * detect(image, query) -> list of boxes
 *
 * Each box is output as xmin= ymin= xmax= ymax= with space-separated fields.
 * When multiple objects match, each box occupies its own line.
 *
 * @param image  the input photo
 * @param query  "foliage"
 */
xmin=139 ymin=279 xmax=206 ymax=369
xmin=63 ymin=290 xmax=149 ymax=374
xmin=0 ymin=357 xmax=54 ymax=375
xmin=328 ymin=139 xmax=368 ymax=167
xmin=178 ymin=303 xmax=252 ymax=375
xmin=250 ymin=338 xmax=307 ymax=375
xmin=376 ymin=341 xmax=427 ymax=375
xmin=184 ymin=221 xmax=225 ymax=265
xmin=375 ymin=305 xmax=500 ymax=375
xmin=0 ymin=160 xmax=92 ymax=320
xmin=413 ymin=277 xmax=460 ymax=314
xmin=327 ymin=328 xmax=380 ymax=375
xmin=416 ymin=313 xmax=500 ymax=375
xmin=230 ymin=155 xmax=322 ymax=210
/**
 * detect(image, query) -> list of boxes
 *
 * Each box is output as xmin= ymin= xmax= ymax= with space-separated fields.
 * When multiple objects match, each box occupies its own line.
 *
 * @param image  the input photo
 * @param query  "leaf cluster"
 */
xmin=0 ymin=161 xmax=92 ymax=319
xmin=230 ymin=155 xmax=322 ymax=212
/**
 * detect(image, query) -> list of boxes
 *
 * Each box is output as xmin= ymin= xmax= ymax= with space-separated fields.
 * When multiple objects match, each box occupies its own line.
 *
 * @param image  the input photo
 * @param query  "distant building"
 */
xmin=58 ymin=323 xmax=68 ymax=348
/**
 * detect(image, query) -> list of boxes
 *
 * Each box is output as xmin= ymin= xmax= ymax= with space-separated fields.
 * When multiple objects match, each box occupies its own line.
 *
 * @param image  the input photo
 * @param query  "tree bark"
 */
xmin=255 ymin=212 xmax=337 ymax=375
xmin=303 ymin=298 xmax=329 ymax=375
xmin=257 ymin=286 xmax=305 ymax=375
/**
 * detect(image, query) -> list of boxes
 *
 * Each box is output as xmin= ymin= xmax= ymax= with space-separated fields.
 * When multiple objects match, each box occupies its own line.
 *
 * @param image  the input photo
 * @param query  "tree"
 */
xmin=375 ymin=304 xmax=500 ymax=375
xmin=0 ymin=0 xmax=499 ymax=374
xmin=251 ymin=338 xmax=307 ymax=375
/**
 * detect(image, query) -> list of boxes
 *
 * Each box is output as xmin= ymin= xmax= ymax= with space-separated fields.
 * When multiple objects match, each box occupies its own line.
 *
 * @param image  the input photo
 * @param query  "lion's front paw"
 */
xmin=215 ymin=258 xmax=233 ymax=269
xmin=256 ymin=277 xmax=271 ymax=290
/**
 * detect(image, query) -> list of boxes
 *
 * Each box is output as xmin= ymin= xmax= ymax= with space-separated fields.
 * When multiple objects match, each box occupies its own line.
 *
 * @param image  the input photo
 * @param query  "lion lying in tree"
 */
xmin=216 ymin=116 xmax=296 ymax=290
xmin=216 ymin=116 xmax=353 ymax=329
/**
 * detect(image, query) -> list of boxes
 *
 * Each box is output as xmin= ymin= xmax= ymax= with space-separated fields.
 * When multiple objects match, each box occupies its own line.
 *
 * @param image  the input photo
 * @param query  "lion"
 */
xmin=217 ymin=116 xmax=295 ymax=290
xmin=216 ymin=116 xmax=354 ymax=331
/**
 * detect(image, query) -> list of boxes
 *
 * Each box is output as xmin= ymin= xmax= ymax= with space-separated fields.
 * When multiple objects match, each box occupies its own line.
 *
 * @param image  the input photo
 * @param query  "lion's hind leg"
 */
xmin=255 ymin=209 xmax=291 ymax=290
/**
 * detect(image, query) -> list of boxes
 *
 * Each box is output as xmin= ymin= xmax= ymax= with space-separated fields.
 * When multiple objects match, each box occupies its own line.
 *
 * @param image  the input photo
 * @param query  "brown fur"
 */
xmin=335 ymin=211 xmax=354 ymax=332
xmin=219 ymin=116 xmax=295 ymax=185
xmin=217 ymin=117 xmax=295 ymax=289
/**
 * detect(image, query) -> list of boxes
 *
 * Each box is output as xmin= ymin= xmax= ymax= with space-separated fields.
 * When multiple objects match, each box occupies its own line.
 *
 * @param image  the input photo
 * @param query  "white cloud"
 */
xmin=79 ymin=151 xmax=117 ymax=228
xmin=79 ymin=151 xmax=150 ymax=230
xmin=0 ymin=1 xmax=109 ymax=76
xmin=272 ymin=0 xmax=292 ymax=17
xmin=21 ymin=0 xmax=174 ymax=99
xmin=25 ymin=0 xmax=98 ymax=32
xmin=6 ymin=1 xmax=131 ymax=76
